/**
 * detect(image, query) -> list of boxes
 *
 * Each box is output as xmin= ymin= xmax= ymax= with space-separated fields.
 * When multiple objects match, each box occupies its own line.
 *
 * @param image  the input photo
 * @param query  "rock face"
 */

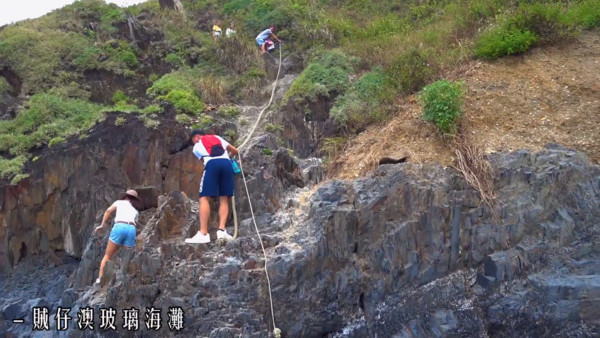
xmin=276 ymin=96 xmax=337 ymax=158
xmin=0 ymin=115 xmax=195 ymax=273
xmin=267 ymin=146 xmax=600 ymax=337
xmin=2 ymin=144 xmax=598 ymax=337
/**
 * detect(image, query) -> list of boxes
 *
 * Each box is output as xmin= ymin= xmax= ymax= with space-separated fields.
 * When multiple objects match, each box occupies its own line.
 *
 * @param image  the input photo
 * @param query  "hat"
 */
xmin=121 ymin=189 xmax=140 ymax=200
xmin=190 ymin=129 xmax=205 ymax=138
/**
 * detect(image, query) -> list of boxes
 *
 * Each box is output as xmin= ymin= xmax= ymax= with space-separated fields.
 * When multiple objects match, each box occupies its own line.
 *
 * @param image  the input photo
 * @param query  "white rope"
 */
xmin=238 ymin=44 xmax=283 ymax=152
xmin=235 ymin=44 xmax=283 ymax=337
xmin=238 ymin=153 xmax=280 ymax=337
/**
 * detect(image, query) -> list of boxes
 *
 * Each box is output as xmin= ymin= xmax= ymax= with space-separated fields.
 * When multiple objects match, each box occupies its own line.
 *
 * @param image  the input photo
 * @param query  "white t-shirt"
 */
xmin=226 ymin=28 xmax=236 ymax=37
xmin=193 ymin=135 xmax=230 ymax=165
xmin=111 ymin=200 xmax=139 ymax=224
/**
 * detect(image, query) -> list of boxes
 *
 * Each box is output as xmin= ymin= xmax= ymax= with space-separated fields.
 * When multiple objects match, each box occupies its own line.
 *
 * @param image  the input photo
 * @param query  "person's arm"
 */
xmin=192 ymin=144 xmax=204 ymax=161
xmin=270 ymin=33 xmax=281 ymax=42
xmin=227 ymin=144 xmax=238 ymax=157
xmin=95 ymin=205 xmax=117 ymax=232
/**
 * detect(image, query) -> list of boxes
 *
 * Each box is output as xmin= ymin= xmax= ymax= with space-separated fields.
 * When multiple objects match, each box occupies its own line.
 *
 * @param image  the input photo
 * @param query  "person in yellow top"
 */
xmin=212 ymin=20 xmax=222 ymax=41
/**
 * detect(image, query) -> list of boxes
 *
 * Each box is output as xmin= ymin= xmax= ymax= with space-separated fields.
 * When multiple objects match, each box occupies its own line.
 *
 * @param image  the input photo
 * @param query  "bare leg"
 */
xmin=218 ymin=196 xmax=229 ymax=230
xmin=199 ymin=197 xmax=210 ymax=235
xmin=261 ymin=44 xmax=266 ymax=54
xmin=98 ymin=240 xmax=120 ymax=280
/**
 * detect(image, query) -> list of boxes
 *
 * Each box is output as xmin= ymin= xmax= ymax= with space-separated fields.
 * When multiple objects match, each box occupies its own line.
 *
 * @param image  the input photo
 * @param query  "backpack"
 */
xmin=201 ymin=135 xmax=225 ymax=157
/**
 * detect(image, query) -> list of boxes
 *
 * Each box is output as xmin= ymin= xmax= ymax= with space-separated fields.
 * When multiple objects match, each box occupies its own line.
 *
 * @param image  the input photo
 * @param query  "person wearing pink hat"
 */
xmin=94 ymin=189 xmax=141 ymax=284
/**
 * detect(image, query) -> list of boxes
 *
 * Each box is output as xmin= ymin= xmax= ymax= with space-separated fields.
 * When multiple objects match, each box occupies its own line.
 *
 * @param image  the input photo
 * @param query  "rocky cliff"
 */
xmin=1 ymin=141 xmax=598 ymax=337
xmin=0 ymin=114 xmax=197 ymax=273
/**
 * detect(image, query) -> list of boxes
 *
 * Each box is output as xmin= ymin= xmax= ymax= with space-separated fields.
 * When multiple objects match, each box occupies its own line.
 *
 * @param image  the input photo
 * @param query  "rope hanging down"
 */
xmin=231 ymin=44 xmax=283 ymax=338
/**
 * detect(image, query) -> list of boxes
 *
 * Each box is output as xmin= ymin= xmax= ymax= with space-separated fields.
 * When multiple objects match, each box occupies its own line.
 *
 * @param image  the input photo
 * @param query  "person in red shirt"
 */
xmin=185 ymin=130 xmax=239 ymax=244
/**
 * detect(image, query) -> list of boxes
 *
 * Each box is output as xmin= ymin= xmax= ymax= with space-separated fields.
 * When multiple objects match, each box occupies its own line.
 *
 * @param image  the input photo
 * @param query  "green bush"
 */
xmin=331 ymin=69 xmax=395 ymax=131
xmin=239 ymin=0 xmax=293 ymax=34
xmin=475 ymin=27 xmax=538 ymax=59
xmin=0 ymin=26 xmax=91 ymax=93
xmin=192 ymin=115 xmax=214 ymax=130
xmin=565 ymin=0 xmax=600 ymax=29
xmin=51 ymin=0 xmax=125 ymax=36
xmin=225 ymin=129 xmax=237 ymax=142
xmin=159 ymin=90 xmax=205 ymax=115
xmin=0 ymin=93 xmax=105 ymax=157
xmin=409 ymin=3 xmax=440 ymax=24
xmin=142 ymin=104 xmax=162 ymax=114
xmin=165 ymin=53 xmax=185 ymax=67
xmin=419 ymin=79 xmax=464 ymax=134
xmin=116 ymin=48 xmax=138 ymax=68
xmin=175 ymin=114 xmax=192 ymax=124
xmin=48 ymin=136 xmax=66 ymax=147
xmin=47 ymin=83 xmax=91 ymax=100
xmin=285 ymin=50 xmax=357 ymax=105
xmin=140 ymin=114 xmax=160 ymax=129
xmin=0 ymin=156 xmax=28 ymax=182
xmin=146 ymin=70 xmax=196 ymax=97
xmin=147 ymin=69 xmax=207 ymax=114
xmin=73 ymin=46 xmax=102 ymax=68
xmin=74 ymin=40 xmax=138 ymax=72
xmin=218 ymin=105 xmax=242 ymax=118
xmin=475 ymin=2 xmax=577 ymax=59
xmin=386 ymin=49 xmax=433 ymax=94
xmin=112 ymin=90 xmax=129 ymax=105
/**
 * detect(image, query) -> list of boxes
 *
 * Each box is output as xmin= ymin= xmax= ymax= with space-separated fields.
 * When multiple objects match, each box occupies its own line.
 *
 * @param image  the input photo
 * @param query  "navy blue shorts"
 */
xmin=200 ymin=158 xmax=234 ymax=197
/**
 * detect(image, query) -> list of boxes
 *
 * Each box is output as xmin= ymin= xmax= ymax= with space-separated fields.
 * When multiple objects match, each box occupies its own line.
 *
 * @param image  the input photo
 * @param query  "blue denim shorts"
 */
xmin=109 ymin=223 xmax=136 ymax=247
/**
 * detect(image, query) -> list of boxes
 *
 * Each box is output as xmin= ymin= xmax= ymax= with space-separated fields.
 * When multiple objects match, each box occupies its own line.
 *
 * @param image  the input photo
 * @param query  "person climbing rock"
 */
xmin=256 ymin=25 xmax=281 ymax=54
xmin=226 ymin=22 xmax=236 ymax=37
xmin=94 ymin=189 xmax=141 ymax=284
xmin=185 ymin=130 xmax=239 ymax=244
xmin=212 ymin=20 xmax=222 ymax=41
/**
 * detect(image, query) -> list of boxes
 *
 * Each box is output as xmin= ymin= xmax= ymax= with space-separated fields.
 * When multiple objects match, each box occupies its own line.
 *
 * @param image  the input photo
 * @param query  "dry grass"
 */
xmin=214 ymin=35 xmax=265 ymax=75
xmin=329 ymin=97 xmax=455 ymax=180
xmin=197 ymin=75 xmax=228 ymax=106
xmin=452 ymin=138 xmax=496 ymax=211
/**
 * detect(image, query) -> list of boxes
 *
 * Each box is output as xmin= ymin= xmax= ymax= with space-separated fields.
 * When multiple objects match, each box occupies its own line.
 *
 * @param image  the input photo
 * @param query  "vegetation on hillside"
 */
xmin=419 ymin=80 xmax=464 ymax=134
xmin=0 ymin=0 xmax=599 ymax=182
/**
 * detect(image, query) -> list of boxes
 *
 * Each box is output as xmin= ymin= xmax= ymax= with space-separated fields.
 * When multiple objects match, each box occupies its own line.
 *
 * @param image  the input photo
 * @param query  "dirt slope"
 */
xmin=331 ymin=30 xmax=600 ymax=180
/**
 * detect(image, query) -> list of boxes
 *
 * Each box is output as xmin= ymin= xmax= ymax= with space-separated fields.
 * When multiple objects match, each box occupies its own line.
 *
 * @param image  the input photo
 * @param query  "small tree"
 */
xmin=419 ymin=79 xmax=464 ymax=134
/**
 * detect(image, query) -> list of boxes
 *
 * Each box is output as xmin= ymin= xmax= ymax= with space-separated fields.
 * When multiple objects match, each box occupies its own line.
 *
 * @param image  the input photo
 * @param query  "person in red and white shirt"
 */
xmin=185 ymin=130 xmax=238 ymax=244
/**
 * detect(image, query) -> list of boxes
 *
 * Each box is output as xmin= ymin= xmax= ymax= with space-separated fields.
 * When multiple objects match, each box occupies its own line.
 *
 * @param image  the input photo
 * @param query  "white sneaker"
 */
xmin=95 ymin=278 xmax=101 ymax=285
xmin=217 ymin=229 xmax=233 ymax=240
xmin=185 ymin=232 xmax=211 ymax=244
